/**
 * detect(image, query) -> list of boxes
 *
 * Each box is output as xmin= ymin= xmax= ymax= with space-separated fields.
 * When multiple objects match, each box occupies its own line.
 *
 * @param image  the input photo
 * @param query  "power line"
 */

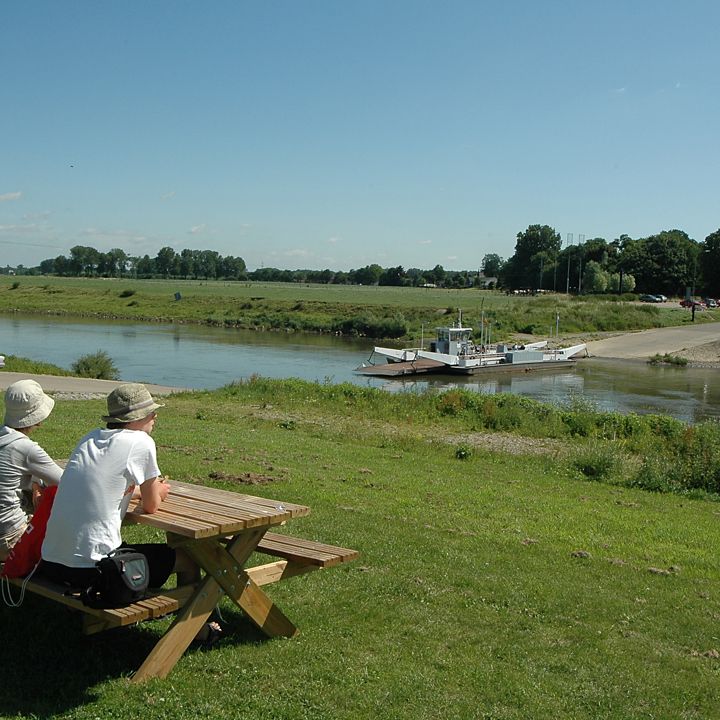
xmin=0 ymin=239 xmax=71 ymax=251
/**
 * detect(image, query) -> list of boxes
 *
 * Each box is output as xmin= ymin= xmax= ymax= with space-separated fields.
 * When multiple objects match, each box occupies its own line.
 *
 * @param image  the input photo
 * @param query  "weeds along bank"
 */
xmin=0 ymin=276 xmax=711 ymax=340
xmin=209 ymin=377 xmax=720 ymax=499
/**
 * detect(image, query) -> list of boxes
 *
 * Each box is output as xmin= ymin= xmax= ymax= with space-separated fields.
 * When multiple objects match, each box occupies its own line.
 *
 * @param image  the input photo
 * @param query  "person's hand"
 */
xmin=157 ymin=479 xmax=171 ymax=502
xmin=32 ymin=482 xmax=44 ymax=509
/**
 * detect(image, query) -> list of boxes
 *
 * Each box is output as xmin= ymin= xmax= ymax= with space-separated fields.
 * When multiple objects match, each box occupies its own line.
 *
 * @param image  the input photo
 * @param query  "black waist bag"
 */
xmin=81 ymin=549 xmax=149 ymax=609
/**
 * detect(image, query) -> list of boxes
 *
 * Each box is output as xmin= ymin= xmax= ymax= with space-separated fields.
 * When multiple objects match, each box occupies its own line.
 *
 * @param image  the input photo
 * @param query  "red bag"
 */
xmin=2 ymin=485 xmax=58 ymax=579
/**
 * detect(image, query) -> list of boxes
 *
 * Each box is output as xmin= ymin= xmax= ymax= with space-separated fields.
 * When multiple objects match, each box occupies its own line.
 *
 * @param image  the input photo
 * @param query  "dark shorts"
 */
xmin=42 ymin=543 xmax=176 ymax=590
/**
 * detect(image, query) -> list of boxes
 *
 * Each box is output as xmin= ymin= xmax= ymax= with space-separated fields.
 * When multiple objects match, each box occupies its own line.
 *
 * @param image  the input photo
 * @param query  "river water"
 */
xmin=1 ymin=314 xmax=718 ymax=424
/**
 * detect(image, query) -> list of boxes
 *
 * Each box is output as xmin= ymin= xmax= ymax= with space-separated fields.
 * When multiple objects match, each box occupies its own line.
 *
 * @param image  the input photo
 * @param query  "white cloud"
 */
xmin=0 ymin=224 xmax=36 ymax=233
xmin=241 ymin=223 xmax=253 ymax=227
xmin=188 ymin=224 xmax=206 ymax=233
xmin=283 ymin=249 xmax=309 ymax=257
xmin=616 ymin=87 xmax=627 ymax=93
xmin=420 ymin=240 xmax=432 ymax=245
xmin=23 ymin=210 xmax=52 ymax=219
xmin=447 ymin=255 xmax=457 ymax=260
xmin=327 ymin=236 xmax=342 ymax=244
xmin=160 ymin=191 xmax=176 ymax=200
xmin=0 ymin=191 xmax=23 ymax=205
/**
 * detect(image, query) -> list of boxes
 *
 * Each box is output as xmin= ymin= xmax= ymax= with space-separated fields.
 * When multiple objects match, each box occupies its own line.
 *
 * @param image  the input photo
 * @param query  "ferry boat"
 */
xmin=355 ymin=313 xmax=586 ymax=377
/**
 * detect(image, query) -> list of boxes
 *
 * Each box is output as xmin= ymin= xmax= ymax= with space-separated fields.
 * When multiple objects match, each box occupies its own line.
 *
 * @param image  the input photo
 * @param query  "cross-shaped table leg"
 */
xmin=133 ymin=529 xmax=298 ymax=683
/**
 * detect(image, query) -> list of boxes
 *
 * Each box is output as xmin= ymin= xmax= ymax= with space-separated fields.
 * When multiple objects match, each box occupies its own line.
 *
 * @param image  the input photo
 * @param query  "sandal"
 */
xmin=191 ymin=621 xmax=222 ymax=650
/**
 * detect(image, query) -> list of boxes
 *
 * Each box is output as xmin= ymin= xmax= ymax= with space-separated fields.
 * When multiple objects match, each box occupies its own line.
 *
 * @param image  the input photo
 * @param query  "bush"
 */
xmin=572 ymin=441 xmax=624 ymax=480
xmin=71 ymin=350 xmax=120 ymax=380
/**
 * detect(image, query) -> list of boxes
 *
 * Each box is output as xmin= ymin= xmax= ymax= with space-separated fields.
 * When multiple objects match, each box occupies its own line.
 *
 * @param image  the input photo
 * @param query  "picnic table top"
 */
xmin=125 ymin=480 xmax=311 ymax=540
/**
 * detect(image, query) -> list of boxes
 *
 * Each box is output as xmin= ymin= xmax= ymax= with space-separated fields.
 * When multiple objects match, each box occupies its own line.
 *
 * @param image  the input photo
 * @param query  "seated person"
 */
xmin=42 ymin=383 xmax=219 ymax=645
xmin=0 ymin=380 xmax=63 ymax=560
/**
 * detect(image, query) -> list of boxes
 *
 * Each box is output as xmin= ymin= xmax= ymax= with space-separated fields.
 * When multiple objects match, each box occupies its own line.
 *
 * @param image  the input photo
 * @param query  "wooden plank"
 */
xmin=9 ymin=574 xmax=178 ymax=631
xmin=126 ymin=508 xmax=220 ymax=538
xmin=255 ymin=533 xmax=360 ymax=567
xmin=168 ymin=485 xmax=304 ymax=524
xmin=246 ymin=560 xmax=320 ymax=586
xmin=170 ymin=481 xmax=311 ymax=518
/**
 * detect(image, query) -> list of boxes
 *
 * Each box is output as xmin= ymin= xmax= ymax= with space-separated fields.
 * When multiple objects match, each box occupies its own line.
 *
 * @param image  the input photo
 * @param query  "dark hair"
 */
xmin=106 ymin=422 xmax=130 ymax=430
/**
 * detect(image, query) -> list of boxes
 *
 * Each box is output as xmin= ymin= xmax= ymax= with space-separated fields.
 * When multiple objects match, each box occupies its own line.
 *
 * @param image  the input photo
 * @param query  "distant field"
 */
xmin=0 ymin=275 xmax=711 ymax=341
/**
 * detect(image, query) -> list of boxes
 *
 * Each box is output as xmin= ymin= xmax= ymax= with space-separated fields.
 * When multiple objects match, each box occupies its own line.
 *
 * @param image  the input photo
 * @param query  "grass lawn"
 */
xmin=1 ymin=382 xmax=719 ymax=718
xmin=1 ymin=275 xmax=714 ymax=341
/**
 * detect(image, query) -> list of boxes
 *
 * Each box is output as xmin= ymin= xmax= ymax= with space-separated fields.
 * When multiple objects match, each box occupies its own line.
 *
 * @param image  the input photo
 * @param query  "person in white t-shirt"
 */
xmin=0 ymin=380 xmax=63 ymax=560
xmin=42 ymin=383 xmax=220 ymax=646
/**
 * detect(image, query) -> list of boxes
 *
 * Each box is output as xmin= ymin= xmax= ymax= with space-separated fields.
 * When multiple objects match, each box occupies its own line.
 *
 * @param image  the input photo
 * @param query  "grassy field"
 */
xmin=1 ymin=380 xmax=719 ymax=719
xmin=1 ymin=275 xmax=713 ymax=342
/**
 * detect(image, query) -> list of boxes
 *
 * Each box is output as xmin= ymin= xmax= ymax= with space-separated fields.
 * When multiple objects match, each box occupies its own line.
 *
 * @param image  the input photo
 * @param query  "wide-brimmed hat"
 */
xmin=101 ymin=383 xmax=164 ymax=423
xmin=4 ymin=379 xmax=55 ymax=429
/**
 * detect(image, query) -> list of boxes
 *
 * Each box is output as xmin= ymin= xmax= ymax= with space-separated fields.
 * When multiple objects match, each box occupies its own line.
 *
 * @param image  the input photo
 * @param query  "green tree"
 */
xmin=582 ymin=260 xmax=610 ymax=293
xmin=700 ymin=230 xmax=720 ymax=296
xmin=618 ymin=230 xmax=697 ymax=296
xmin=500 ymin=225 xmax=561 ymax=290
xmin=155 ymin=246 xmax=178 ymax=278
xmin=481 ymin=253 xmax=504 ymax=277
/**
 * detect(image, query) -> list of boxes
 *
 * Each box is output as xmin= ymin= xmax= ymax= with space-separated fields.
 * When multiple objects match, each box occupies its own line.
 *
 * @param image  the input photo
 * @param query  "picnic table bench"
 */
xmin=5 ymin=480 xmax=358 ymax=682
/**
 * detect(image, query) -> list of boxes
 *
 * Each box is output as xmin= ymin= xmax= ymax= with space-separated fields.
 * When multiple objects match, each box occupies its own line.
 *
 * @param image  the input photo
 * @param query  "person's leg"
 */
xmin=173 ymin=547 xmax=201 ymax=586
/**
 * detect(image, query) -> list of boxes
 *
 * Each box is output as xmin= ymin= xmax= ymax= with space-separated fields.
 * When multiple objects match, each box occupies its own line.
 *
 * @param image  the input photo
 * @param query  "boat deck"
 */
xmin=354 ymin=359 xmax=446 ymax=377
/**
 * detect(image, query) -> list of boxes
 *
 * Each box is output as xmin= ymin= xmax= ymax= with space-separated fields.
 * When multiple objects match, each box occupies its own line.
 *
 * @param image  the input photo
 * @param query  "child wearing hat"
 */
xmin=0 ymin=380 xmax=64 ymax=560
xmin=42 ymin=383 xmax=220 ymax=645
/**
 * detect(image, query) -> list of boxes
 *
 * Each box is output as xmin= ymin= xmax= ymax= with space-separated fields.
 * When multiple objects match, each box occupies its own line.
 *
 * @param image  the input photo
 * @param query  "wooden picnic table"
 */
xmin=122 ymin=480 xmax=357 ymax=682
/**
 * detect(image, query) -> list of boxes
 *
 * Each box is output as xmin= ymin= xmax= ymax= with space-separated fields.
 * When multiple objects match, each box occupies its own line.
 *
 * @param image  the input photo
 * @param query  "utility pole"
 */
xmin=577 ymin=234 xmax=585 ymax=294
xmin=566 ymin=234 xmax=573 ymax=294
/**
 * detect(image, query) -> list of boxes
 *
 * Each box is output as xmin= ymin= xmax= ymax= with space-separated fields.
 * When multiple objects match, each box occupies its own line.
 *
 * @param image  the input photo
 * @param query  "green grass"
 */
xmin=1 ymin=275 xmax=715 ymax=341
xmin=1 ymin=354 xmax=73 ymax=375
xmin=1 ymin=381 xmax=720 ymax=718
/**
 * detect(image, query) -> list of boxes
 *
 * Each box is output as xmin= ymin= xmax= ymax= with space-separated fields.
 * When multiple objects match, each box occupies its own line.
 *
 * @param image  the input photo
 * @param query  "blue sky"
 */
xmin=2 ymin=1 xmax=719 ymax=272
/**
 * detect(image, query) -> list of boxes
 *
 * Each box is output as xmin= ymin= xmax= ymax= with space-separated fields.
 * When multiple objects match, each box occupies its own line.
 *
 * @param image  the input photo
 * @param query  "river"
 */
xmin=1 ymin=314 xmax=718 ymax=424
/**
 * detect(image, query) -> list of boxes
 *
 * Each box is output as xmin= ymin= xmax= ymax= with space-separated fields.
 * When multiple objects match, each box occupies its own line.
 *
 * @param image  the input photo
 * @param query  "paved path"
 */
xmin=585 ymin=322 xmax=720 ymax=360
xmin=0 ymin=372 xmax=188 ymax=395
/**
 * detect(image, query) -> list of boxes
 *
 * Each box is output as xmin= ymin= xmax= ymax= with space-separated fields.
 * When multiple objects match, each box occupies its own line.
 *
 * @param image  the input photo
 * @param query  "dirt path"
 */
xmin=0 ymin=372 xmax=187 ymax=396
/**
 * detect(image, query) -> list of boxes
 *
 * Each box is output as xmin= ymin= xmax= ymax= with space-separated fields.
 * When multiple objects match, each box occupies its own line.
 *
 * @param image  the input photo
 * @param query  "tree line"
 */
xmin=3 ymin=225 xmax=718 ymax=297
xmin=496 ymin=226 xmax=720 ymax=298
xmin=14 ymin=246 xmax=485 ymax=289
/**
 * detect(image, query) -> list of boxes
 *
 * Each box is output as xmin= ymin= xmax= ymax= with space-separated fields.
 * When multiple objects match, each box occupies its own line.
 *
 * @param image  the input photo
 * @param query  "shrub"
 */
xmin=119 ymin=289 xmax=136 ymax=298
xmin=71 ymin=350 xmax=120 ymax=380
xmin=572 ymin=441 xmax=624 ymax=480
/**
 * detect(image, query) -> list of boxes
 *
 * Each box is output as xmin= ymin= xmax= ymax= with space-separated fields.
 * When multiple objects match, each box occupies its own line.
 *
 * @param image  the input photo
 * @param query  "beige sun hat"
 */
xmin=4 ymin=379 xmax=55 ymax=429
xmin=101 ymin=383 xmax=165 ymax=423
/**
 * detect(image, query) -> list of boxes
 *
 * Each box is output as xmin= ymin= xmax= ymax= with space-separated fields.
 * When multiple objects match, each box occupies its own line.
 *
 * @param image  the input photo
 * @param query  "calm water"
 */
xmin=2 ymin=314 xmax=718 ymax=424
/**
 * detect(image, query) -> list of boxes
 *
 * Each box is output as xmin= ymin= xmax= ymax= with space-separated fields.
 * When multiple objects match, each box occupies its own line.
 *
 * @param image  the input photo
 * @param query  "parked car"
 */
xmin=655 ymin=294 xmax=668 ymax=302
xmin=680 ymin=299 xmax=706 ymax=309
xmin=0 ymin=355 xmax=4 ymax=368
xmin=702 ymin=298 xmax=717 ymax=308
xmin=639 ymin=294 xmax=661 ymax=302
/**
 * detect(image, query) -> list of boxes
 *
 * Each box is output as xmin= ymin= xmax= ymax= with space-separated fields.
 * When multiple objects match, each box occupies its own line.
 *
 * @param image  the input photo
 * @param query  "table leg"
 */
xmin=185 ymin=533 xmax=299 ymax=639
xmin=133 ymin=530 xmax=298 ymax=682
xmin=133 ymin=573 xmax=223 ymax=683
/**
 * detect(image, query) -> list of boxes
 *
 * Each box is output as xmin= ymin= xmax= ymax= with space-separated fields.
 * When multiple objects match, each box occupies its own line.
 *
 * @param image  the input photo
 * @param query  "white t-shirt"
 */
xmin=42 ymin=427 xmax=160 ymax=568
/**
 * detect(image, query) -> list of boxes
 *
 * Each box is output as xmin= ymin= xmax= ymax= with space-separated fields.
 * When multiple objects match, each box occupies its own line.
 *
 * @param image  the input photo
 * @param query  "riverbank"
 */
xmin=2 ymin=275 xmax=717 ymax=341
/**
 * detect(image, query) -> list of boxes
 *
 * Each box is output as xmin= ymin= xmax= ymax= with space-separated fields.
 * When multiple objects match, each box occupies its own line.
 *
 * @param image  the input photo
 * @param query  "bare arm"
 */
xmin=139 ymin=476 xmax=171 ymax=514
